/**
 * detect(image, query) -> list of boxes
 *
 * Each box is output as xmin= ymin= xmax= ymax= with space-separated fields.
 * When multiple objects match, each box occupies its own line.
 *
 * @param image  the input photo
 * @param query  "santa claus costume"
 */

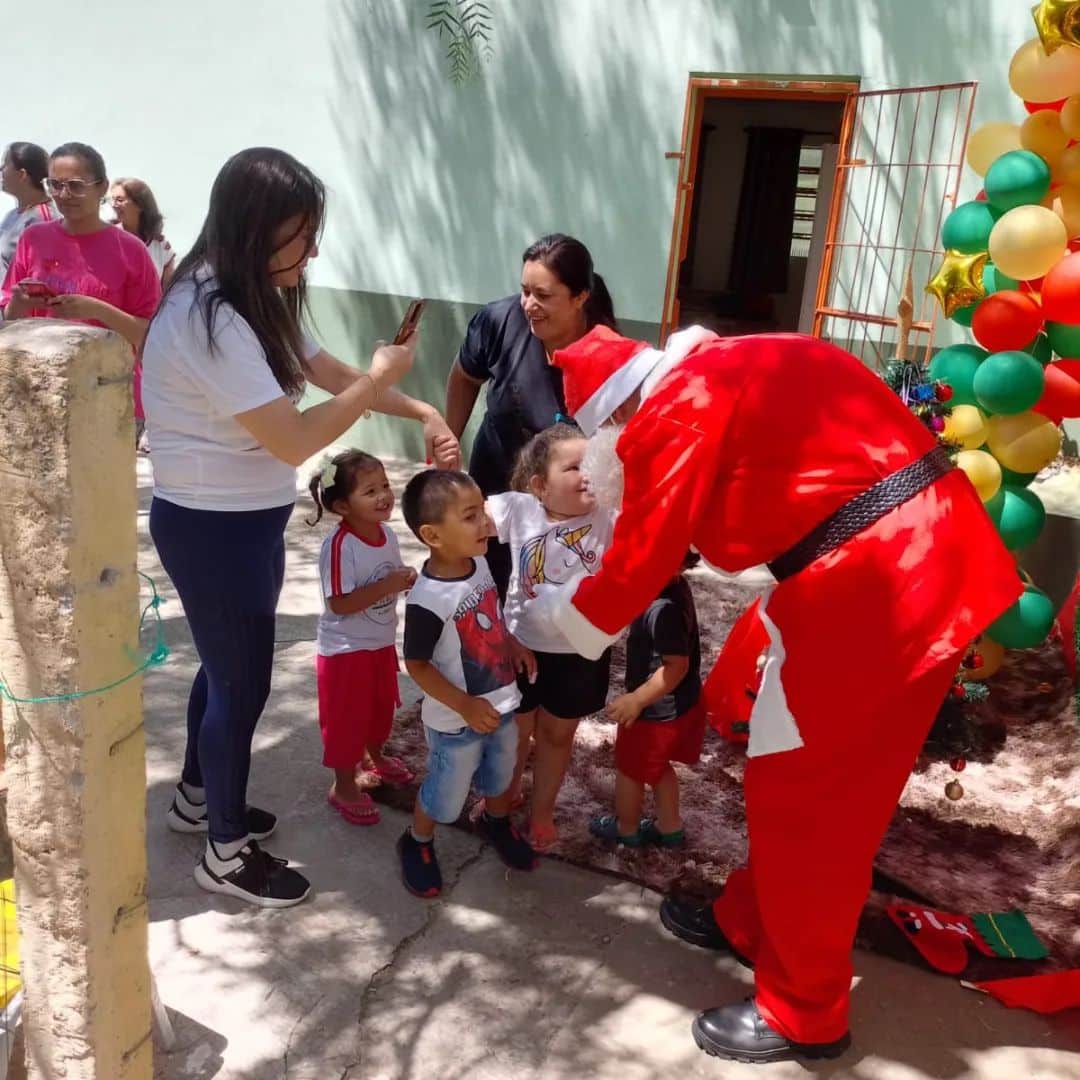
xmin=546 ymin=326 xmax=1022 ymax=1064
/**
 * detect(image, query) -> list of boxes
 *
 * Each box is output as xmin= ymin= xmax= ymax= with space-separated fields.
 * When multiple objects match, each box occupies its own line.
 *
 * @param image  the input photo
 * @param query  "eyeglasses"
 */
xmin=44 ymin=177 xmax=103 ymax=196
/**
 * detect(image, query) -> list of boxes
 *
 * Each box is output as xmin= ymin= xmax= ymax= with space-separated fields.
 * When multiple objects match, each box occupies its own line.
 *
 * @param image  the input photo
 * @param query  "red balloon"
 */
xmin=971 ymin=290 xmax=1045 ymax=352
xmin=1021 ymin=276 xmax=1045 ymax=296
xmin=975 ymin=189 xmax=988 ymax=201
xmin=1025 ymin=98 xmax=1067 ymax=113
xmin=1041 ymin=252 xmax=1080 ymax=324
xmin=1034 ymin=360 xmax=1080 ymax=423
xmin=1070 ymin=238 xmax=1080 ymax=253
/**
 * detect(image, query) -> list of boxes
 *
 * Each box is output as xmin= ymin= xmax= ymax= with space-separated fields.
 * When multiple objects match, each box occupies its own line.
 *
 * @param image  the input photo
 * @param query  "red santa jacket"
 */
xmin=555 ymin=332 xmax=1021 ymax=729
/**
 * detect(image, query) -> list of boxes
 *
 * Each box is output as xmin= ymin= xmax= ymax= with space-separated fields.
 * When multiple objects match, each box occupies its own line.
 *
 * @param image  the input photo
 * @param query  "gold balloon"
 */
xmin=956 ymin=449 xmax=1003 ymax=502
xmin=987 ymin=411 xmax=1063 ymax=473
xmin=1032 ymin=0 xmax=1080 ymax=54
xmin=966 ymin=121 xmax=1022 ymax=176
xmin=944 ymin=405 xmax=989 ymax=451
xmin=988 ymin=204 xmax=1068 ymax=280
xmin=1061 ymin=95 xmax=1080 ymax=138
xmin=925 ymin=250 xmax=988 ymax=317
xmin=1053 ymin=183 xmax=1080 ymax=236
xmin=1009 ymin=36 xmax=1080 ymax=101
xmin=960 ymin=637 xmax=1006 ymax=681
xmin=1057 ymin=143 xmax=1080 ymax=185
xmin=1021 ymin=109 xmax=1071 ymax=168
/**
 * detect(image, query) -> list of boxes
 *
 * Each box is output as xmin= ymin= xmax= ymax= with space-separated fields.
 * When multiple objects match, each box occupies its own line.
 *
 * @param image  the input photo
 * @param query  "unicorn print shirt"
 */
xmin=487 ymin=491 xmax=616 ymax=654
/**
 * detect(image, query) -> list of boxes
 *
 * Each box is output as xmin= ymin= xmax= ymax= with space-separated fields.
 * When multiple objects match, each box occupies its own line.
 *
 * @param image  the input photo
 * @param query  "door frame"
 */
xmin=659 ymin=74 xmax=860 ymax=344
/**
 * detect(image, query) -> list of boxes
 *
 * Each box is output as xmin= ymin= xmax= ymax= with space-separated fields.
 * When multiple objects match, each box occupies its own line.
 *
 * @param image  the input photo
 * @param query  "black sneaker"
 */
xmin=166 ymin=782 xmax=276 ymax=840
xmin=478 ymin=813 xmax=538 ymax=871
xmin=398 ymin=829 xmax=442 ymax=898
xmin=193 ymin=840 xmax=310 ymax=909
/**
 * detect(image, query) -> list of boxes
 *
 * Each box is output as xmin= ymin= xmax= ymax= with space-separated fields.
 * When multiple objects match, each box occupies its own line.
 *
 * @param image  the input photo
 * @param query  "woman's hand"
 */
xmin=422 ymin=411 xmax=461 ymax=470
xmin=46 ymin=294 xmax=105 ymax=321
xmin=4 ymin=284 xmax=34 ymax=320
xmin=368 ymin=330 xmax=417 ymax=391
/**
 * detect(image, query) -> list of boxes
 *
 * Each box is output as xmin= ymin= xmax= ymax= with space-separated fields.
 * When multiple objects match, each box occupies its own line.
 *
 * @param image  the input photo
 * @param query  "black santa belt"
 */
xmin=766 ymin=445 xmax=954 ymax=583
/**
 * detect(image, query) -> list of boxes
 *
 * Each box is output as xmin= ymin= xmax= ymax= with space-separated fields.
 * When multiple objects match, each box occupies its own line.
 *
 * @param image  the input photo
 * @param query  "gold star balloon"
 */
xmin=1033 ymin=0 xmax=1080 ymax=53
xmin=926 ymin=250 xmax=988 ymax=318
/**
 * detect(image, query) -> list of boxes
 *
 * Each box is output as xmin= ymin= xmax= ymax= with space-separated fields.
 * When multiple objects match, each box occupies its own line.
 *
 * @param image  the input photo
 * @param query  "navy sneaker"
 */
xmin=478 ymin=813 xmax=538 ymax=871
xmin=398 ymin=829 xmax=442 ymax=898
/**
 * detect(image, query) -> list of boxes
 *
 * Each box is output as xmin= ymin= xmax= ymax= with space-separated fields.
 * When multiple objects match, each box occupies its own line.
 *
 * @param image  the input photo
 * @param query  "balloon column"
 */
xmin=925 ymin=2 xmax=1080 ymax=657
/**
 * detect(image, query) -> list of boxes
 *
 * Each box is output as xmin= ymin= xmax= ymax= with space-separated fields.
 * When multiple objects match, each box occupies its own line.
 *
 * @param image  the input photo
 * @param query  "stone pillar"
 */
xmin=0 ymin=322 xmax=151 ymax=1079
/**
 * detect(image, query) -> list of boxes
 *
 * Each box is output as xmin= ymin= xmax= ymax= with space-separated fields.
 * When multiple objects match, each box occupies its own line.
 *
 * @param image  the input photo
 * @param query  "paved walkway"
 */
xmin=141 ymin=459 xmax=1080 ymax=1079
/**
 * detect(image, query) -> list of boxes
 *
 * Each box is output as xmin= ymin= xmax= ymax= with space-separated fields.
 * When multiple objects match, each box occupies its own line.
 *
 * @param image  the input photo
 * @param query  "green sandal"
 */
xmin=589 ymin=814 xmax=643 ymax=847
xmin=639 ymin=817 xmax=686 ymax=848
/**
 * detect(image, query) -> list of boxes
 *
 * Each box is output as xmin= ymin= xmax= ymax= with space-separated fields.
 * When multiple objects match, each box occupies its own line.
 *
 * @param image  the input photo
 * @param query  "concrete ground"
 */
xmin=140 ymin=459 xmax=1080 ymax=1080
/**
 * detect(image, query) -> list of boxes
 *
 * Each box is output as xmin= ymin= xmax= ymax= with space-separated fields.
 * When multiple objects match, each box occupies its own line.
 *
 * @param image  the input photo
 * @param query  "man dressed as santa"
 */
xmin=543 ymin=325 xmax=1021 ymax=1064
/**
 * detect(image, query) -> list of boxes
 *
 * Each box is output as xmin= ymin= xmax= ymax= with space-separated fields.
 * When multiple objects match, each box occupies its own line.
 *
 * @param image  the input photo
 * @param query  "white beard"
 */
xmin=582 ymin=424 xmax=626 ymax=512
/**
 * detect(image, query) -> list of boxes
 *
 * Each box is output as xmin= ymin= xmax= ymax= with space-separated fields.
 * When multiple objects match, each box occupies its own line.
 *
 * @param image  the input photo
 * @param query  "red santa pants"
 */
xmin=711 ymin=655 xmax=957 ymax=1043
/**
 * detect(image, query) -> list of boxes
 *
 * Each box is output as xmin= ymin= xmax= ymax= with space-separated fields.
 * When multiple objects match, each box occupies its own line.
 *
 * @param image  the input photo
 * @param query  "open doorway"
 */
xmin=673 ymin=93 xmax=847 ymax=337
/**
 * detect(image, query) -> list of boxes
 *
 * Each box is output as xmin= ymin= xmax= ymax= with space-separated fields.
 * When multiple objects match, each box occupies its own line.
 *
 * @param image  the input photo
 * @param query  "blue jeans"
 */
xmin=150 ymin=497 xmax=292 ymax=842
xmin=418 ymin=714 xmax=518 ymax=823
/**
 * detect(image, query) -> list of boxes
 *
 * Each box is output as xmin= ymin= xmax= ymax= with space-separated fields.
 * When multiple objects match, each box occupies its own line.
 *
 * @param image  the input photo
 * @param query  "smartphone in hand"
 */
xmin=19 ymin=279 xmax=56 ymax=301
xmin=393 ymin=299 xmax=426 ymax=345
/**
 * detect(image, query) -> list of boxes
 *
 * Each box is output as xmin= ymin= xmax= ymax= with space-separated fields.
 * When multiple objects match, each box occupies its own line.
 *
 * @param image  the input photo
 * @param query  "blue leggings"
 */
xmin=150 ymin=498 xmax=292 ymax=842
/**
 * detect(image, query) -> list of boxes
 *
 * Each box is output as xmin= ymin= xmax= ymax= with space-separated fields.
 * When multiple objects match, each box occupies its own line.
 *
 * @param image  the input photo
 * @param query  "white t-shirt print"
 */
xmin=487 ymin=491 xmax=616 ymax=653
xmin=317 ymin=522 xmax=403 ymax=657
xmin=403 ymin=557 xmax=522 ymax=732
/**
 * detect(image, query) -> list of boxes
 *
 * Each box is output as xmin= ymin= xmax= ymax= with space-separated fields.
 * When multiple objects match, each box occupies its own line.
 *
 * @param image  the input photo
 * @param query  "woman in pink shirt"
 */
xmin=0 ymin=141 xmax=160 ymax=348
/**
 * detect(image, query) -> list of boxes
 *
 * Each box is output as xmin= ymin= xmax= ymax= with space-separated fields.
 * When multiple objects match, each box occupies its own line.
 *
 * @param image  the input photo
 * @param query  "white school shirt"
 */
xmin=487 ymin=491 xmax=616 ymax=653
xmin=403 ymin=557 xmax=521 ymax=732
xmin=142 ymin=270 xmax=318 ymax=511
xmin=317 ymin=522 xmax=403 ymax=656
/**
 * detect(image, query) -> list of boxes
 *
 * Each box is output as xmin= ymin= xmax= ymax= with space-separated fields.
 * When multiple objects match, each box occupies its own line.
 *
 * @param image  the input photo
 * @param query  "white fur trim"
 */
xmin=746 ymin=590 xmax=805 ymax=758
xmin=551 ymin=594 xmax=620 ymax=661
xmin=641 ymin=325 xmax=717 ymax=401
xmin=575 ymin=347 xmax=663 ymax=436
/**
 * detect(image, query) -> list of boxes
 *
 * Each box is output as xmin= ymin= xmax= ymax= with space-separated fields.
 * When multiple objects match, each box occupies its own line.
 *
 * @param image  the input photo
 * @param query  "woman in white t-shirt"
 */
xmin=0 ymin=142 xmax=55 ymax=284
xmin=143 ymin=146 xmax=460 ymax=909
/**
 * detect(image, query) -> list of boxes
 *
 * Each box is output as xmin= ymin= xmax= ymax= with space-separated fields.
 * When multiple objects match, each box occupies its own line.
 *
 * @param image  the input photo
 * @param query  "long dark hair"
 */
xmin=159 ymin=147 xmax=325 ymax=397
xmin=522 ymin=233 xmax=618 ymax=331
xmin=4 ymin=142 xmax=48 ymax=191
xmin=114 ymin=176 xmax=165 ymax=244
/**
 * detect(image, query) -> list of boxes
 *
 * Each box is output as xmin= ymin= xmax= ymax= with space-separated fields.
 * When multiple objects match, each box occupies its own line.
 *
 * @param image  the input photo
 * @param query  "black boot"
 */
xmin=692 ymin=999 xmax=851 ymax=1064
xmin=658 ymin=896 xmax=753 ymax=968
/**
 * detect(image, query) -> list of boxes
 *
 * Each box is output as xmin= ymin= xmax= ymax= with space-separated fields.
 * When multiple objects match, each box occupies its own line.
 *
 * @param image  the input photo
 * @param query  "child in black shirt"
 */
xmin=590 ymin=552 xmax=704 ymax=847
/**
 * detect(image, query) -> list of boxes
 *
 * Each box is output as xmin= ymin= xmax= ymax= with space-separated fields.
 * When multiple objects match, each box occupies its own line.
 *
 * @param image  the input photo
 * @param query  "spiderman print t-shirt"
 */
xmin=487 ymin=492 xmax=616 ymax=653
xmin=403 ymin=556 xmax=522 ymax=732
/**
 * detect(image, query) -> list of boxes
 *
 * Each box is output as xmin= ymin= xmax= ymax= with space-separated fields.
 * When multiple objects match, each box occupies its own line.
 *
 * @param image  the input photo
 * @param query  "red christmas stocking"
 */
xmin=887 ymin=904 xmax=994 ymax=974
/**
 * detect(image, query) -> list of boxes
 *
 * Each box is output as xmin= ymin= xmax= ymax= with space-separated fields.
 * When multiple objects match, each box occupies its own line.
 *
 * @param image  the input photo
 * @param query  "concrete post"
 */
xmin=0 ymin=322 xmax=151 ymax=1079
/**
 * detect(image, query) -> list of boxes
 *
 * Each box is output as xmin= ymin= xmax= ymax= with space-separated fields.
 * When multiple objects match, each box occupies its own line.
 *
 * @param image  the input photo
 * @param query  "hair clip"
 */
xmin=320 ymin=460 xmax=338 ymax=489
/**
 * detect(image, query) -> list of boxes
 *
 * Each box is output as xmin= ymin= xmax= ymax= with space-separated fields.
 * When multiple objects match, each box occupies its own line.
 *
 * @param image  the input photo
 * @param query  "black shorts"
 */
xmin=516 ymin=648 xmax=612 ymax=720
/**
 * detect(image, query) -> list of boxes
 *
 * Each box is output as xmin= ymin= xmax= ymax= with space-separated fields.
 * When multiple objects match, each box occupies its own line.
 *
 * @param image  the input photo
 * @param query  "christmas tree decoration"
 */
xmin=928 ymin=344 xmax=989 ymax=404
xmin=945 ymin=779 xmax=966 ymax=800
xmin=1032 ymin=0 xmax=1080 ymax=55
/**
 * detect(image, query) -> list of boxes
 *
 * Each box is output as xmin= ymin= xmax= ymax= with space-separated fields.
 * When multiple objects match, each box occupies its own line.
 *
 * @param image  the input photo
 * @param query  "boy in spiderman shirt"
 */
xmin=398 ymin=470 xmax=540 ymax=897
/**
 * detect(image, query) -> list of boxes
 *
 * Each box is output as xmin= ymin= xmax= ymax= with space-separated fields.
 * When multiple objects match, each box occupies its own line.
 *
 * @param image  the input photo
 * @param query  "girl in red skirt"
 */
xmin=309 ymin=450 xmax=417 ymax=825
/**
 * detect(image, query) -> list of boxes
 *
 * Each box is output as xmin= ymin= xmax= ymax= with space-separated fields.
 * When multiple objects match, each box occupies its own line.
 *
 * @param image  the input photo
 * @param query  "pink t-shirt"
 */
xmin=1 ymin=220 xmax=162 ymax=416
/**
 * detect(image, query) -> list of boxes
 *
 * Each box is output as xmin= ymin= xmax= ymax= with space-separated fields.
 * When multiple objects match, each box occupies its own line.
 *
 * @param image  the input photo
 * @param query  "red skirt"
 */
xmin=615 ymin=701 xmax=706 ymax=785
xmin=316 ymin=646 xmax=401 ymax=769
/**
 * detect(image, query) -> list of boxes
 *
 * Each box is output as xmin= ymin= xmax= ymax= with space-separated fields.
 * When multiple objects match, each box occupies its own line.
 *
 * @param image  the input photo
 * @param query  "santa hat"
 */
xmin=552 ymin=325 xmax=662 ymax=436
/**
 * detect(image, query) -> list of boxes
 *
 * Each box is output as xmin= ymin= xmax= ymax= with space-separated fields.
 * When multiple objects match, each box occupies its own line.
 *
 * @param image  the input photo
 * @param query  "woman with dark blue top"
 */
xmin=444 ymin=234 xmax=618 ymax=596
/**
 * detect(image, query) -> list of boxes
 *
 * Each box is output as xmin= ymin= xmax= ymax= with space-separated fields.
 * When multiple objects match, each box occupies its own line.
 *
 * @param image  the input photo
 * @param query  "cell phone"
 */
xmin=392 ymin=299 xmax=426 ymax=345
xmin=19 ymin=279 xmax=56 ymax=300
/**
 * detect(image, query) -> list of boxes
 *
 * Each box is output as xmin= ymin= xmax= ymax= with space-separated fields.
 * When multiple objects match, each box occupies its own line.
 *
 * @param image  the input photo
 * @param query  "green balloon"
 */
xmin=1046 ymin=321 xmax=1080 ymax=359
xmin=983 ymin=262 xmax=1020 ymax=295
xmin=1024 ymin=332 xmax=1053 ymax=365
xmin=941 ymin=201 xmax=1001 ymax=254
xmin=951 ymin=301 xmax=978 ymax=327
xmin=973 ymin=350 xmax=1045 ymax=414
xmin=985 ymin=484 xmax=1046 ymax=550
xmin=984 ymin=150 xmax=1052 ymax=212
xmin=928 ymin=344 xmax=987 ymax=405
xmin=988 ymin=583 xmax=1056 ymax=649
xmin=999 ymin=465 xmax=1037 ymax=486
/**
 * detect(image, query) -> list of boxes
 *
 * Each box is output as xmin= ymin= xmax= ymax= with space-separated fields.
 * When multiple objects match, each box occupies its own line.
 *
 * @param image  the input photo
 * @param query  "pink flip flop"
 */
xmin=328 ymin=791 xmax=380 ymax=826
xmin=372 ymin=757 xmax=415 ymax=786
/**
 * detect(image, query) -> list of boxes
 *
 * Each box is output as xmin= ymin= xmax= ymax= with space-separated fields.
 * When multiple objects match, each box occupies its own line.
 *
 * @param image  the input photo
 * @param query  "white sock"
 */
xmin=206 ymin=837 xmax=248 ymax=872
xmin=180 ymin=782 xmax=206 ymax=806
xmin=410 ymin=827 xmax=434 ymax=844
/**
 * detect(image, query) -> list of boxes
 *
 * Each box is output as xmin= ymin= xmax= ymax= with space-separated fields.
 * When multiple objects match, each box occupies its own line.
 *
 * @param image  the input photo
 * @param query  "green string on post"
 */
xmin=0 ymin=572 xmax=170 ymax=705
